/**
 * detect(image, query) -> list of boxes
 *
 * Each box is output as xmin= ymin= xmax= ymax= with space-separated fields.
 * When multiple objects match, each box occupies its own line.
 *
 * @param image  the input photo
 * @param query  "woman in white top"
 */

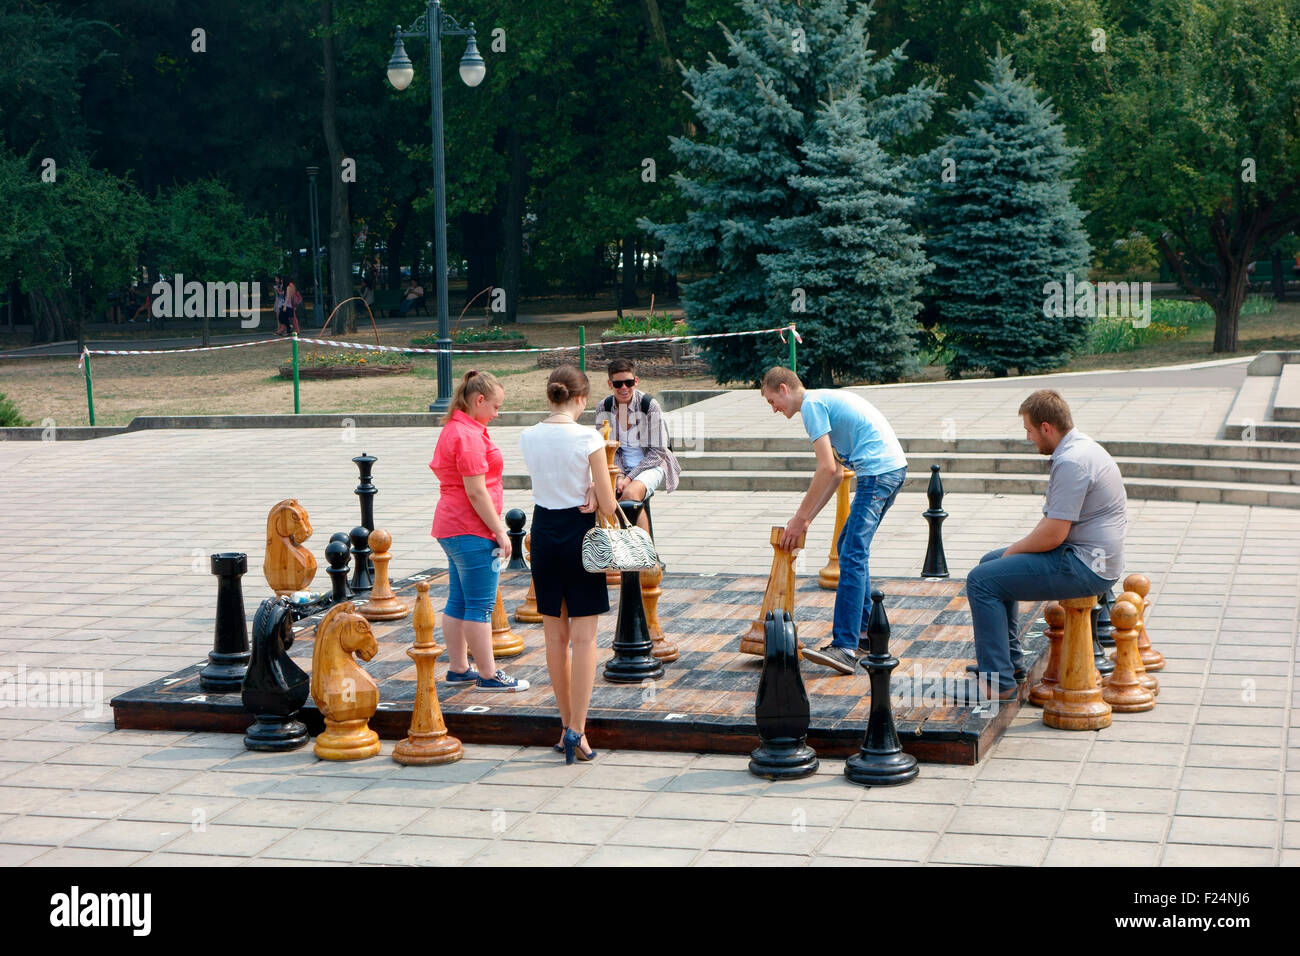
xmin=519 ymin=365 xmax=618 ymax=763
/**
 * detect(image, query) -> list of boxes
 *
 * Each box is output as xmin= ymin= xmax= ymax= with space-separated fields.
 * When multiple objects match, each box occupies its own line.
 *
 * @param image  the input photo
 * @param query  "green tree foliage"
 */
xmin=0 ymin=393 xmax=30 ymax=428
xmin=923 ymin=53 xmax=1091 ymax=378
xmin=1009 ymin=0 xmax=1300 ymax=352
xmin=647 ymin=0 xmax=937 ymax=385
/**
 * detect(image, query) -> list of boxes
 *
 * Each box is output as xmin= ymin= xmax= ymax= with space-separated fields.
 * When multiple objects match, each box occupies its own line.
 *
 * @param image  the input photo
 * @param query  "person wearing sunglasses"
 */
xmin=592 ymin=358 xmax=680 ymax=533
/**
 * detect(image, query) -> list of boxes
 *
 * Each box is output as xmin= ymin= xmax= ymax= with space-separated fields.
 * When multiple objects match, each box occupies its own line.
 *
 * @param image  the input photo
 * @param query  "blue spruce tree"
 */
xmin=924 ymin=53 xmax=1092 ymax=378
xmin=643 ymin=0 xmax=937 ymax=385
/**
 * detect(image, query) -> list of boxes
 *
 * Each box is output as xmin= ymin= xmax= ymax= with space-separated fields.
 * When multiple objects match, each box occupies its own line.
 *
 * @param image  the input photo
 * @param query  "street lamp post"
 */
xmin=386 ymin=1 xmax=486 ymax=413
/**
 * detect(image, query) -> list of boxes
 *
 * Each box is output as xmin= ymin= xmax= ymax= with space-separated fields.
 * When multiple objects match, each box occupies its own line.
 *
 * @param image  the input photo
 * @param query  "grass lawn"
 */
xmin=2 ymin=300 xmax=1297 ymax=428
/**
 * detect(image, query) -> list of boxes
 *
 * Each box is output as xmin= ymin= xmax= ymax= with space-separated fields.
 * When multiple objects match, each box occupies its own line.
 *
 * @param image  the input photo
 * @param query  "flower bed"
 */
xmin=411 ymin=326 xmax=529 ymax=351
xmin=279 ymin=362 xmax=414 ymax=380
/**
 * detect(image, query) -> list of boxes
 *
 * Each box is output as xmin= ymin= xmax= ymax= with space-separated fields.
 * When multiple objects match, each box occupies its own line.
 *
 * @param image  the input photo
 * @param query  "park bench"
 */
xmin=370 ymin=288 xmax=429 ymax=318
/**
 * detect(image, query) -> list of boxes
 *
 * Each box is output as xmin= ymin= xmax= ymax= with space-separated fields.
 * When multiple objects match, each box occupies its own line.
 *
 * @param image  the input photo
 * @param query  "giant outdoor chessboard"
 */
xmin=111 ymin=569 xmax=1048 ymax=764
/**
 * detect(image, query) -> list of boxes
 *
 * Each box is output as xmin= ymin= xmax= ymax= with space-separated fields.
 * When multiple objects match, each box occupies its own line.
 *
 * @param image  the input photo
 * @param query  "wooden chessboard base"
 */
xmin=111 ymin=570 xmax=1048 ymax=766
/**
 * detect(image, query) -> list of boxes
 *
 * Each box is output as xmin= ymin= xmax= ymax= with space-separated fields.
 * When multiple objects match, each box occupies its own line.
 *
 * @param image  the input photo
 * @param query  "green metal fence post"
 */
xmin=82 ymin=350 xmax=95 ymax=426
xmin=788 ymin=322 xmax=797 ymax=370
xmin=292 ymin=334 xmax=301 ymax=414
xmin=579 ymin=325 xmax=586 ymax=372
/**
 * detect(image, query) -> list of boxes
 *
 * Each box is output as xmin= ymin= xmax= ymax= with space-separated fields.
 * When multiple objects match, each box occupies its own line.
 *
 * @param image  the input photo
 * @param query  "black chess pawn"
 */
xmin=845 ymin=591 xmax=918 ymax=786
xmin=1096 ymin=587 xmax=1116 ymax=648
xmin=329 ymin=530 xmax=351 ymax=548
xmin=505 ymin=508 xmax=528 ymax=571
xmin=200 ymin=552 xmax=251 ymax=692
xmin=241 ymin=598 xmax=310 ymax=751
xmin=349 ymin=525 xmax=374 ymax=593
xmin=749 ymin=610 xmax=818 ymax=780
xmin=353 ymin=452 xmax=378 ymax=578
xmin=603 ymin=499 xmax=665 ymax=684
xmin=324 ymin=539 xmax=352 ymax=604
xmin=921 ymin=465 xmax=949 ymax=578
xmin=1091 ymin=597 xmax=1115 ymax=676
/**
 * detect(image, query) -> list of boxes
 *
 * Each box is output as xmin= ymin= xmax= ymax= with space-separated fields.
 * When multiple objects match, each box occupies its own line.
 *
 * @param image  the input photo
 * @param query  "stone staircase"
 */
xmin=1222 ymin=350 xmax=1300 ymax=442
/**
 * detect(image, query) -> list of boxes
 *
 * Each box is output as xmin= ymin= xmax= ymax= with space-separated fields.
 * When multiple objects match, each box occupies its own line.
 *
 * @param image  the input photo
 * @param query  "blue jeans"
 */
xmin=831 ymin=467 xmax=907 ymax=650
xmin=437 ymin=534 xmax=500 ymax=623
xmin=967 ymin=545 xmax=1116 ymax=690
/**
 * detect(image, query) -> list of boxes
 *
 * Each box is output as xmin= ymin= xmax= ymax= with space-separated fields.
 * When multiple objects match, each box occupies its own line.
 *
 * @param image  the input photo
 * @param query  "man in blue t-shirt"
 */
xmin=760 ymin=366 xmax=908 ymax=674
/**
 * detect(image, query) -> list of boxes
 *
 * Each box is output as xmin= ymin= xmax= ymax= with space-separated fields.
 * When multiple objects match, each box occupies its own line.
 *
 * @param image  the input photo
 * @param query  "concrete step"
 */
xmin=502 ymin=470 xmax=1300 ymax=508
xmin=675 ymin=451 xmax=1300 ymax=486
xmin=1221 ymin=420 xmax=1300 ymax=443
xmin=695 ymin=435 xmax=1300 ymax=463
xmin=1273 ymin=365 xmax=1300 ymax=422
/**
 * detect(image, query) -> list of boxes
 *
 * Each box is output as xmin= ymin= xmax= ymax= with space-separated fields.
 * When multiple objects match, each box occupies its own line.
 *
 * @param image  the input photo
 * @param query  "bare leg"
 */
xmin=619 ymin=479 xmax=651 ymax=532
xmin=462 ymin=619 xmax=497 ymax=679
xmin=443 ymin=615 xmax=470 ymax=672
xmin=543 ymin=608 xmax=572 ymax=745
xmin=567 ymin=613 xmax=600 ymax=755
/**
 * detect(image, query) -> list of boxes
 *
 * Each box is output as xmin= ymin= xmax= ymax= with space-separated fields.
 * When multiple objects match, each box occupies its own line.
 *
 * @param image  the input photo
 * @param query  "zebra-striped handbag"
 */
xmin=581 ymin=506 xmax=659 ymax=573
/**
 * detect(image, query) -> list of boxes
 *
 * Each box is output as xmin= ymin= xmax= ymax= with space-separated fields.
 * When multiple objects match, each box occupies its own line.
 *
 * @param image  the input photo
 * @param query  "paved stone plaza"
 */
xmin=1 ymin=361 xmax=1296 ymax=866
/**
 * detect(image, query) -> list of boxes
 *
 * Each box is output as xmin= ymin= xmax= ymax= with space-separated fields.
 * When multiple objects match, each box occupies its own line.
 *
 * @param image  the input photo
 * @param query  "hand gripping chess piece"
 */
xmin=310 ymin=603 xmax=381 ymax=760
xmin=359 ymin=529 xmax=410 ymax=621
xmin=264 ymin=499 xmax=317 ymax=596
xmin=394 ymin=582 xmax=464 ymax=765
xmin=241 ymin=597 xmax=310 ymax=751
xmin=741 ymin=527 xmax=805 ymax=657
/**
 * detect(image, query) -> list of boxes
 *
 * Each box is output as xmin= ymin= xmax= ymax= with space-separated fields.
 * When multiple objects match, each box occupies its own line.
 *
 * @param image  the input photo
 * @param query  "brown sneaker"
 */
xmin=801 ymin=643 xmax=856 ymax=675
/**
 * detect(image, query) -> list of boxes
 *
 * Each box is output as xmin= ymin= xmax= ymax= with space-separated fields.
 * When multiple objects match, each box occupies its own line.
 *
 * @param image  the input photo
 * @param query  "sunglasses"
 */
xmin=611 ymin=379 xmax=636 ymax=389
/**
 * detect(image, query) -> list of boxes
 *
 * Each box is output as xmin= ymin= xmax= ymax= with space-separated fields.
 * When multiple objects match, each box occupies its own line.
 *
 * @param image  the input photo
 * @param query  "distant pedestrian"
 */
xmin=279 ymin=277 xmax=301 ymax=335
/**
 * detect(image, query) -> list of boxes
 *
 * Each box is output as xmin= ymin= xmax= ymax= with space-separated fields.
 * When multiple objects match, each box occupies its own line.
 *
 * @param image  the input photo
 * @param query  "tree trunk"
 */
xmin=620 ymin=233 xmax=637 ymax=309
xmin=320 ymin=0 xmax=355 ymax=334
xmin=1271 ymin=248 xmax=1287 ymax=303
xmin=667 ymin=271 xmax=678 ymax=299
xmin=461 ymin=211 xmax=496 ymax=312
xmin=388 ymin=197 xmax=413 ymax=291
xmin=500 ymin=124 xmax=525 ymax=325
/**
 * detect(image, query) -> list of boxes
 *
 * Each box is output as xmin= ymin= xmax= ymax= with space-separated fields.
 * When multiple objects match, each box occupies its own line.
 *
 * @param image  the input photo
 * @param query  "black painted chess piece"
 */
xmin=1096 ymin=587 xmax=1116 ymax=648
xmin=200 ymin=553 xmax=251 ymax=692
xmin=241 ymin=597 xmax=310 ymax=751
xmin=845 ymin=590 xmax=918 ymax=786
xmin=749 ymin=610 xmax=818 ymax=780
xmin=325 ymin=538 xmax=352 ymax=604
xmin=602 ymin=499 xmax=665 ymax=684
xmin=349 ymin=525 xmax=374 ymax=593
xmin=353 ymin=452 xmax=377 ymax=577
xmin=921 ymin=464 xmax=949 ymax=578
xmin=505 ymin=508 xmax=528 ymax=571
xmin=1091 ymin=597 xmax=1115 ymax=676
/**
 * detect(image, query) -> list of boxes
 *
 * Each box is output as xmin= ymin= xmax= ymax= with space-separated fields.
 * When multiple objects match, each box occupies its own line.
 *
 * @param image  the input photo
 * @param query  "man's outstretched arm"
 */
xmin=781 ymin=434 xmax=841 ymax=551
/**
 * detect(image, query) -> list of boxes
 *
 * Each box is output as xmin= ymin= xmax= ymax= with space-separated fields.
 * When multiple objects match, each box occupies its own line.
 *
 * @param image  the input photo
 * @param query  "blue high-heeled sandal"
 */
xmin=563 ymin=727 xmax=596 ymax=764
xmin=553 ymin=726 xmax=567 ymax=753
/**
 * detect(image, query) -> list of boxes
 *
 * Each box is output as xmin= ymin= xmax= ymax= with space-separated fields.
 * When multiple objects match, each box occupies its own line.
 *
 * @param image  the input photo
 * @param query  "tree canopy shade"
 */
xmin=645 ymin=0 xmax=937 ymax=385
xmin=1010 ymin=0 xmax=1300 ymax=352
xmin=922 ymin=53 xmax=1091 ymax=378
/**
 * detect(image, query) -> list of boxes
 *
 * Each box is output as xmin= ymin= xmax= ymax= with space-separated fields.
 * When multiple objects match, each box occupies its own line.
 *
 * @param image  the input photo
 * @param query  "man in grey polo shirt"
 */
xmin=964 ymin=389 xmax=1127 ymax=702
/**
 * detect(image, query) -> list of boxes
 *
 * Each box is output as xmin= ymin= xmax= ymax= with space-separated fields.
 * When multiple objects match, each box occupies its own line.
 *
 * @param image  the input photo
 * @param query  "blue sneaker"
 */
xmin=476 ymin=669 xmax=529 ymax=692
xmin=445 ymin=667 xmax=479 ymax=684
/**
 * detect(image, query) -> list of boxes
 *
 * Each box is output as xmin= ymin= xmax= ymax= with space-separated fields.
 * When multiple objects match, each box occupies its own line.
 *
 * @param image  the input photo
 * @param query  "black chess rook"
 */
xmin=200 ymin=552 xmax=251 ymax=692
xmin=921 ymin=464 xmax=949 ymax=578
xmin=748 ymin=610 xmax=818 ymax=780
xmin=844 ymin=590 xmax=918 ymax=786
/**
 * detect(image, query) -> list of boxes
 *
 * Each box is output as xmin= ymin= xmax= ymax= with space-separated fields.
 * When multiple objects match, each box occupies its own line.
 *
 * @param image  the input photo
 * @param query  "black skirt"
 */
xmin=530 ymin=505 xmax=610 ymax=618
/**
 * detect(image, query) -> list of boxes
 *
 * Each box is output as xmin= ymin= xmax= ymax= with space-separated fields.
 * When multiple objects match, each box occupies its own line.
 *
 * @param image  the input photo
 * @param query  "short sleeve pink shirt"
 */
xmin=430 ymin=409 xmax=504 ymax=539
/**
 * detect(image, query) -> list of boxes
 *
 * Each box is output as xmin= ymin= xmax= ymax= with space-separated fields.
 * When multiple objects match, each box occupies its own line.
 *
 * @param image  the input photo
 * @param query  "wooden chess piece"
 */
xmin=749 ymin=610 xmax=818 ymax=779
xmin=242 ymin=597 xmax=310 ymax=751
xmin=514 ymin=533 xmax=542 ymax=623
xmin=1042 ymin=595 xmax=1111 ymax=730
xmin=641 ymin=560 xmax=678 ymax=662
xmin=920 ymin=464 xmax=950 ymax=578
xmin=1122 ymin=573 xmax=1165 ymax=671
xmin=491 ymin=586 xmax=525 ymax=658
xmin=311 ymin=602 xmax=381 ymax=759
xmin=818 ymin=467 xmax=852 ymax=590
xmin=1117 ymin=590 xmax=1159 ymax=695
xmin=1028 ymin=603 xmax=1064 ymax=707
xmin=601 ymin=420 xmax=622 ymax=586
xmin=264 ymin=499 xmax=317 ymax=596
xmin=359 ymin=529 xmax=410 ymax=621
xmin=394 ymin=582 xmax=463 ymax=765
xmin=741 ymin=527 xmax=806 ymax=657
xmin=844 ymin=591 xmax=918 ymax=786
xmin=1101 ymin=599 xmax=1155 ymax=712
